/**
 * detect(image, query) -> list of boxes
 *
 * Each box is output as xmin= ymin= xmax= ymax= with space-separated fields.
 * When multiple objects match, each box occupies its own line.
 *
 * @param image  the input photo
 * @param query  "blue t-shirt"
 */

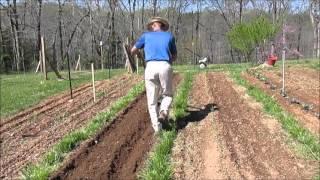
xmin=134 ymin=31 xmax=177 ymax=62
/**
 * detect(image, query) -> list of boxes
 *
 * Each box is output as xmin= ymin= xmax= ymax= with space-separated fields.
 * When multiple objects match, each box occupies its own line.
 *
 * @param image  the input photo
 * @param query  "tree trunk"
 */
xmin=310 ymin=1 xmax=320 ymax=58
xmin=230 ymin=48 xmax=235 ymax=63
xmin=110 ymin=0 xmax=116 ymax=69
xmin=89 ymin=3 xmax=94 ymax=64
xmin=141 ymin=0 xmax=144 ymax=30
xmin=272 ymin=0 xmax=277 ymax=24
xmin=58 ymin=0 xmax=64 ymax=70
xmin=7 ymin=0 xmax=21 ymax=72
xmin=317 ymin=22 xmax=320 ymax=58
xmin=52 ymin=32 xmax=58 ymax=72
xmin=20 ymin=0 xmax=28 ymax=72
xmin=196 ymin=1 xmax=201 ymax=58
xmin=62 ymin=13 xmax=89 ymax=62
xmin=129 ymin=0 xmax=136 ymax=42
xmin=13 ymin=0 xmax=23 ymax=72
xmin=297 ymin=15 xmax=302 ymax=59
xmin=173 ymin=0 xmax=179 ymax=39
xmin=37 ymin=0 xmax=42 ymax=65
xmin=313 ymin=23 xmax=318 ymax=58
xmin=0 ymin=7 xmax=4 ymax=73
xmin=152 ymin=0 xmax=157 ymax=16
xmin=0 ymin=6 xmax=3 ymax=54
xmin=238 ymin=0 xmax=243 ymax=23
xmin=191 ymin=10 xmax=194 ymax=64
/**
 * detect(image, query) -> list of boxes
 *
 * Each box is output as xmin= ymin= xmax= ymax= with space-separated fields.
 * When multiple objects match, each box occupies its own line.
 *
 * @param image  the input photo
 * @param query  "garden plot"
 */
xmin=0 ymin=74 xmax=141 ymax=179
xmin=244 ymin=67 xmax=319 ymax=135
xmin=50 ymin=75 xmax=181 ymax=180
xmin=172 ymin=72 xmax=317 ymax=179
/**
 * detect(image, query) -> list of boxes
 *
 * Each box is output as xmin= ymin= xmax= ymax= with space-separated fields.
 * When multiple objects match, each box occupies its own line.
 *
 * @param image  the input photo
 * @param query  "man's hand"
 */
xmin=171 ymin=54 xmax=177 ymax=62
xmin=131 ymin=46 xmax=138 ymax=55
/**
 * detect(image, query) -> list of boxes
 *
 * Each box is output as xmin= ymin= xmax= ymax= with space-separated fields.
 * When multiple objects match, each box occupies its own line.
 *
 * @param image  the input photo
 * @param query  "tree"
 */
xmin=58 ymin=0 xmax=64 ymax=70
xmin=7 ymin=0 xmax=21 ymax=71
xmin=310 ymin=0 xmax=320 ymax=58
xmin=227 ymin=17 xmax=278 ymax=61
xmin=36 ymin=0 xmax=42 ymax=66
xmin=152 ymin=0 xmax=157 ymax=16
xmin=0 ymin=0 xmax=317 ymax=74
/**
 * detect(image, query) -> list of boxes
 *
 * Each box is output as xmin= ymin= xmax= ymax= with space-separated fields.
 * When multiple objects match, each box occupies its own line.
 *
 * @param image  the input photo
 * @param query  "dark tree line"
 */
xmin=0 ymin=0 xmax=319 ymax=76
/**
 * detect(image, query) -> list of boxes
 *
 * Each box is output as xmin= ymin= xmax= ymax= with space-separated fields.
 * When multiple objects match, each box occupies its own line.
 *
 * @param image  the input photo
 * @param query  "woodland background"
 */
xmin=0 ymin=0 xmax=319 ymax=75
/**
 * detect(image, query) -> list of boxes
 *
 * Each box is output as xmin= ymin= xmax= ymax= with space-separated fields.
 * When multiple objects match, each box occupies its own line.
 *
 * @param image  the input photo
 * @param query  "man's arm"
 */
xmin=131 ymin=46 xmax=139 ymax=55
xmin=170 ymin=36 xmax=177 ymax=62
xmin=171 ymin=53 xmax=177 ymax=61
xmin=131 ymin=34 xmax=145 ymax=55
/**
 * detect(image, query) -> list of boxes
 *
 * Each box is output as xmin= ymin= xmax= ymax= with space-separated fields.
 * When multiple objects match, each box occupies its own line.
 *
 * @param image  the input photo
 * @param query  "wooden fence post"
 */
xmin=100 ymin=41 xmax=104 ymax=70
xmin=75 ymin=54 xmax=81 ymax=71
xmin=41 ymin=36 xmax=47 ymax=80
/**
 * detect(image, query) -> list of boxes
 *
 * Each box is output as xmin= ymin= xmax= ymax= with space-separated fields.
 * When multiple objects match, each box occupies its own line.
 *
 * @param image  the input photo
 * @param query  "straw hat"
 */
xmin=147 ymin=17 xmax=169 ymax=31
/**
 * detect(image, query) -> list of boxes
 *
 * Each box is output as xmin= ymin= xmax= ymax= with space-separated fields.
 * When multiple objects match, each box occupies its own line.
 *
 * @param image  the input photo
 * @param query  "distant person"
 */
xmin=131 ymin=17 xmax=177 ymax=133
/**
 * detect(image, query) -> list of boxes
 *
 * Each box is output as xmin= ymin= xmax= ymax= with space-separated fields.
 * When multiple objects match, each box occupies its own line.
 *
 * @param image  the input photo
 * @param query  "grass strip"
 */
xmin=139 ymin=72 xmax=194 ymax=180
xmin=275 ymin=59 xmax=320 ymax=70
xmin=21 ymin=81 xmax=145 ymax=180
xmin=230 ymin=69 xmax=320 ymax=160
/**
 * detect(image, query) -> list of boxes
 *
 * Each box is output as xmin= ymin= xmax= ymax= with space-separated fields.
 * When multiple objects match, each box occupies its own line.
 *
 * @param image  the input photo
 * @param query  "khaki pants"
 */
xmin=145 ymin=61 xmax=173 ymax=132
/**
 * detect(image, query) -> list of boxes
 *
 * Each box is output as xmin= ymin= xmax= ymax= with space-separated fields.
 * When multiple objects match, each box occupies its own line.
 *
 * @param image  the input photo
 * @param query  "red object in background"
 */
xmin=267 ymin=55 xmax=278 ymax=66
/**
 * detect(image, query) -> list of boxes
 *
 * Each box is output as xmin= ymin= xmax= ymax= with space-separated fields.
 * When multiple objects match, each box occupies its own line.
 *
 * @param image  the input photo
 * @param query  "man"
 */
xmin=131 ymin=17 xmax=177 ymax=133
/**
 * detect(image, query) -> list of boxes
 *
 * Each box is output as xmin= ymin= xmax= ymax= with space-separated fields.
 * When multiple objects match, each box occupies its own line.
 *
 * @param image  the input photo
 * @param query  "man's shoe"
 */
xmin=153 ymin=123 xmax=162 ymax=133
xmin=158 ymin=110 xmax=168 ymax=124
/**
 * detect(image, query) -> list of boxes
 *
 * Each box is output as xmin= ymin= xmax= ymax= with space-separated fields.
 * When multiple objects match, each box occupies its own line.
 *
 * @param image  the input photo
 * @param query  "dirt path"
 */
xmin=172 ymin=73 xmax=231 ymax=179
xmin=172 ymin=72 xmax=317 ymax=179
xmin=0 ymin=74 xmax=142 ymax=179
xmin=243 ymin=71 xmax=319 ymax=136
xmin=50 ymin=75 xmax=181 ymax=180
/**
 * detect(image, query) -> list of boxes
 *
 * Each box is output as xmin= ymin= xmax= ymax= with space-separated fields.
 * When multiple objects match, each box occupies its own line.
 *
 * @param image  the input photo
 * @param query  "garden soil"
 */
xmin=244 ymin=67 xmax=319 ymax=135
xmin=50 ymin=75 xmax=181 ymax=180
xmin=0 ymin=74 xmax=141 ymax=179
xmin=171 ymin=72 xmax=317 ymax=179
xmin=263 ymin=67 xmax=319 ymax=110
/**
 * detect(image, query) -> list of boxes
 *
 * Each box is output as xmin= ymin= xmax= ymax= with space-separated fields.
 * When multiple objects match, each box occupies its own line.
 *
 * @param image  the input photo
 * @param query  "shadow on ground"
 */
xmin=162 ymin=103 xmax=218 ymax=131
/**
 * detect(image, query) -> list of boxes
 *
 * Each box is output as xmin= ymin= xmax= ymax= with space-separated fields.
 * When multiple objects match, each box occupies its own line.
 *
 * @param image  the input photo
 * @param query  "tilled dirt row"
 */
xmin=50 ymin=93 xmax=153 ymax=180
xmin=262 ymin=67 xmax=319 ymax=110
xmin=50 ymin=75 xmax=181 ymax=180
xmin=243 ymin=71 xmax=320 ymax=136
xmin=172 ymin=72 xmax=317 ymax=179
xmin=172 ymin=73 xmax=226 ymax=179
xmin=0 ymin=74 xmax=142 ymax=179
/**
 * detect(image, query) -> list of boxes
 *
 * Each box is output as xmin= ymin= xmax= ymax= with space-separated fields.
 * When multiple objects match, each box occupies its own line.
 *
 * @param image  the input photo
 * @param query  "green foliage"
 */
xmin=139 ymin=131 xmax=176 ymax=180
xmin=173 ymin=63 xmax=251 ymax=74
xmin=21 ymin=81 xmax=145 ymax=180
xmin=230 ymin=69 xmax=320 ymax=161
xmin=139 ymin=72 xmax=194 ymax=180
xmin=314 ymin=174 xmax=320 ymax=180
xmin=172 ymin=73 xmax=194 ymax=120
xmin=227 ymin=17 xmax=278 ymax=61
xmin=276 ymin=59 xmax=320 ymax=70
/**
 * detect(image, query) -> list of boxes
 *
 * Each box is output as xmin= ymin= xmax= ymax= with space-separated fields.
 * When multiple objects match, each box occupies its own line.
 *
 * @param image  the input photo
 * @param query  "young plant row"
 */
xmin=139 ymin=72 xmax=194 ymax=180
xmin=22 ymin=81 xmax=145 ymax=180
xmin=230 ymin=70 xmax=320 ymax=160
